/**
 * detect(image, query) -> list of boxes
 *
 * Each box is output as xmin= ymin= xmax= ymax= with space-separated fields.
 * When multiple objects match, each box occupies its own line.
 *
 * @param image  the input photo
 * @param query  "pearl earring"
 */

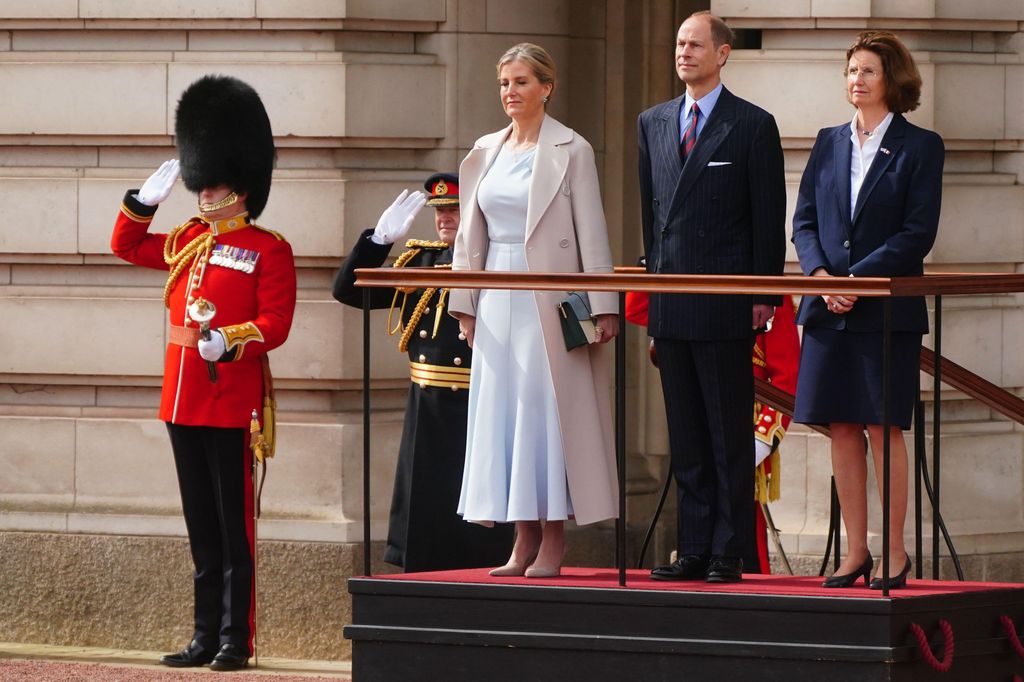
xmin=543 ymin=96 xmax=549 ymax=103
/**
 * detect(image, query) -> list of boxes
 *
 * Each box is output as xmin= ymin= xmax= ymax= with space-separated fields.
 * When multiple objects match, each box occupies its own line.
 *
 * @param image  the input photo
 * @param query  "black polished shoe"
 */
xmin=209 ymin=643 xmax=249 ymax=672
xmin=650 ymin=554 xmax=710 ymax=581
xmin=706 ymin=556 xmax=743 ymax=583
xmin=869 ymin=557 xmax=912 ymax=591
xmin=159 ymin=640 xmax=216 ymax=668
xmin=823 ymin=554 xmax=873 ymax=588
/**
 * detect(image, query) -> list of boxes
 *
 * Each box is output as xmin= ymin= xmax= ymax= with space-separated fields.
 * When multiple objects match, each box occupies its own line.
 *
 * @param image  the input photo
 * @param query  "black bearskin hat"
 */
xmin=175 ymin=75 xmax=275 ymax=218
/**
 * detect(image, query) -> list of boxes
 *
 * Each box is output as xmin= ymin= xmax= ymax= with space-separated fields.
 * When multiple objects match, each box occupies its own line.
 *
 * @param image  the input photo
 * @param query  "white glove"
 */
xmin=198 ymin=330 xmax=226 ymax=362
xmin=371 ymin=189 xmax=427 ymax=245
xmin=755 ymin=439 xmax=773 ymax=467
xmin=136 ymin=159 xmax=181 ymax=206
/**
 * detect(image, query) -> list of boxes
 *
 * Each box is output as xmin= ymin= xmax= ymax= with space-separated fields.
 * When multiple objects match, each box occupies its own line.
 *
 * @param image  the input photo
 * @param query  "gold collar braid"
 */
xmin=162 ymin=220 xmax=213 ymax=308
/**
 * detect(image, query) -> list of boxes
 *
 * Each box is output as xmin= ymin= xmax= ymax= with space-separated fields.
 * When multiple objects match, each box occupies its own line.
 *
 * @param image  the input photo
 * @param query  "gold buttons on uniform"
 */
xmin=458 ymin=333 xmax=466 ymax=341
xmin=453 ymin=357 xmax=462 ymax=366
xmin=451 ymin=385 xmax=459 ymax=392
xmin=419 ymin=330 xmax=428 ymax=338
xmin=758 ymin=426 xmax=768 ymax=434
xmin=419 ymin=381 xmax=427 ymax=388
xmin=765 ymin=415 xmax=773 ymax=423
xmin=424 ymin=307 xmax=431 ymax=315
xmin=418 ymin=354 xmax=426 ymax=363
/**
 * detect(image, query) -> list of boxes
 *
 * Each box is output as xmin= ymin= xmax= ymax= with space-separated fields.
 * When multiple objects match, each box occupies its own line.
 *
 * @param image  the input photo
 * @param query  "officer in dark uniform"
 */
xmin=332 ymin=173 xmax=513 ymax=572
xmin=111 ymin=76 xmax=296 ymax=671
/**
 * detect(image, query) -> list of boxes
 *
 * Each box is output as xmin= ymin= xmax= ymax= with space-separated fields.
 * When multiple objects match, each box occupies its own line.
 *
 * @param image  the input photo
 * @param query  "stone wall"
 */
xmin=2 ymin=0 xmax=1024 ymax=661
xmin=0 ymin=0 xmax=628 ymax=660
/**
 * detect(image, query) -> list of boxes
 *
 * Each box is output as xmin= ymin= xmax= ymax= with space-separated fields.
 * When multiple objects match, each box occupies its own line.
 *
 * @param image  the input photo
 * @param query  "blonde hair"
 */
xmin=496 ymin=43 xmax=557 ymax=103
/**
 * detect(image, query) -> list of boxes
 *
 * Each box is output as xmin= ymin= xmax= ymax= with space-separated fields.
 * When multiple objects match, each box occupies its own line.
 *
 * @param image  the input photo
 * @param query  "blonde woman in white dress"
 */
xmin=449 ymin=43 xmax=620 ymax=578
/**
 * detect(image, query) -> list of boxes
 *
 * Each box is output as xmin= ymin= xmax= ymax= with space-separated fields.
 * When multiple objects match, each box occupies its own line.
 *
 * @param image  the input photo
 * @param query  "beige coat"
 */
xmin=449 ymin=115 xmax=619 ymax=525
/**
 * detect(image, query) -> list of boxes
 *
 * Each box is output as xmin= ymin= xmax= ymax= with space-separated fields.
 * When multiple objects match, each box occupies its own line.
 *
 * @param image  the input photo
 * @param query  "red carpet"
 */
xmin=372 ymin=566 xmax=1024 ymax=599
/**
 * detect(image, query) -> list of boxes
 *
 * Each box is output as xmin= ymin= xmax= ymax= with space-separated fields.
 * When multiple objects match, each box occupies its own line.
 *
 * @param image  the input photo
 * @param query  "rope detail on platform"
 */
xmin=1000 ymin=615 xmax=1024 ymax=660
xmin=909 ymin=620 xmax=954 ymax=673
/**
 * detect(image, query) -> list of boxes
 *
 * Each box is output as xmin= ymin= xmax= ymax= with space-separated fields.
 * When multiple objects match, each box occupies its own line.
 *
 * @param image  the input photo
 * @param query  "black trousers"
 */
xmin=654 ymin=337 xmax=755 ymax=559
xmin=166 ymin=423 xmax=253 ymax=654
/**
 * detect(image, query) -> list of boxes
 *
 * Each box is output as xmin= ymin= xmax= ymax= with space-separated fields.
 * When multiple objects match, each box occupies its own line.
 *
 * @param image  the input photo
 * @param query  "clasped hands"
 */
xmin=812 ymin=267 xmax=857 ymax=315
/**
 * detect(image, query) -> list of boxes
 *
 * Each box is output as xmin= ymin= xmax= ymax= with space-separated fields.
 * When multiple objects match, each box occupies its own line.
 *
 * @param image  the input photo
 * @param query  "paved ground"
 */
xmin=0 ymin=642 xmax=352 ymax=681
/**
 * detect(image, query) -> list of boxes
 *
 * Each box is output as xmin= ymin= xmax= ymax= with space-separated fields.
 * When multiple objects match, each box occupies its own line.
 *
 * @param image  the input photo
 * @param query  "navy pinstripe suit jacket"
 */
xmin=638 ymin=87 xmax=786 ymax=340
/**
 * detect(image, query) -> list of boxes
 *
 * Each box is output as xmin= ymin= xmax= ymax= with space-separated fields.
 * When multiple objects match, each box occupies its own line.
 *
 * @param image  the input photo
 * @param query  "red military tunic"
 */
xmin=111 ymin=192 xmax=296 ymax=428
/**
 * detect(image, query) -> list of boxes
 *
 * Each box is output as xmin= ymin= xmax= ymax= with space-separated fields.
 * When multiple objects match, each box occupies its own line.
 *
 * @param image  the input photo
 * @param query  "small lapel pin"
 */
xmin=880 ymin=147 xmax=891 ymax=155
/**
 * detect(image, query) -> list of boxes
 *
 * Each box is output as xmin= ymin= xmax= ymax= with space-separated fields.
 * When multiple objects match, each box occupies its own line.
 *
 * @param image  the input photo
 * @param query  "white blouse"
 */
xmin=849 ymin=110 xmax=895 ymax=215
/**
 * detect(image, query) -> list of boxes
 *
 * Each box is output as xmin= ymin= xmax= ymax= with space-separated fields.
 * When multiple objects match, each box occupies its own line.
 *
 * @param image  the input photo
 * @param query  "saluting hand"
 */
xmin=136 ymin=159 xmax=180 ymax=206
xmin=371 ymin=189 xmax=428 ymax=245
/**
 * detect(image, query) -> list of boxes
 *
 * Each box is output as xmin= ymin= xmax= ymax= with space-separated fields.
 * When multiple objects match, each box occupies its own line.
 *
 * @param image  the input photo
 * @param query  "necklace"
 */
xmin=505 ymin=141 xmax=537 ymax=162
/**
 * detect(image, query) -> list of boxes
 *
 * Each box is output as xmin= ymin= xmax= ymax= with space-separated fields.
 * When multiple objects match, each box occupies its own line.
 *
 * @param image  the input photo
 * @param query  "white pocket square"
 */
xmin=707 ymin=161 xmax=732 ymax=167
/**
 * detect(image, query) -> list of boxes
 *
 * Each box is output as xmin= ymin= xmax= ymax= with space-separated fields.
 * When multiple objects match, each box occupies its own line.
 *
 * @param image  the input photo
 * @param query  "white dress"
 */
xmin=457 ymin=145 xmax=573 ymax=524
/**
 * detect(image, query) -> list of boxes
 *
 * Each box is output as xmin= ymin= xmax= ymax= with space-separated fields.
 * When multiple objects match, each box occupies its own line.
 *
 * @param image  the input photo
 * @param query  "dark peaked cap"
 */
xmin=175 ymin=75 xmax=275 ymax=219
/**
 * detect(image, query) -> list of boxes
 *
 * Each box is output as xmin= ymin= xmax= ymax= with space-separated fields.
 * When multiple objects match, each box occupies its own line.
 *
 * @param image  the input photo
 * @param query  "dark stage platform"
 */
xmin=345 ymin=567 xmax=1024 ymax=681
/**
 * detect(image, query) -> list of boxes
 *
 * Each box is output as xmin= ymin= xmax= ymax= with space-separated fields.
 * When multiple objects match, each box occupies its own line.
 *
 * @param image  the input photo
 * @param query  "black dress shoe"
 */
xmin=822 ymin=554 xmax=873 ymax=588
xmin=209 ymin=643 xmax=250 ymax=671
xmin=651 ymin=554 xmax=709 ymax=581
xmin=159 ymin=640 xmax=216 ymax=668
xmin=706 ymin=556 xmax=743 ymax=583
xmin=869 ymin=556 xmax=912 ymax=591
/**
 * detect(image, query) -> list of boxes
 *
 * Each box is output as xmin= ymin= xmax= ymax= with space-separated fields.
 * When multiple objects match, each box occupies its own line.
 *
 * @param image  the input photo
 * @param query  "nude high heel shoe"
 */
xmin=489 ymin=551 xmax=539 ymax=577
xmin=524 ymin=544 xmax=567 ymax=579
xmin=489 ymin=526 xmax=541 ymax=577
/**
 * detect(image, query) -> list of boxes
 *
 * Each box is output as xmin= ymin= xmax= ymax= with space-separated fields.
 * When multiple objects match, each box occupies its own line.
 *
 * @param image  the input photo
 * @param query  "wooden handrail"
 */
xmin=357 ymin=268 xmax=1024 ymax=429
xmin=355 ymin=268 xmax=1024 ymax=298
xmin=920 ymin=347 xmax=1024 ymax=425
xmin=754 ymin=377 xmax=830 ymax=437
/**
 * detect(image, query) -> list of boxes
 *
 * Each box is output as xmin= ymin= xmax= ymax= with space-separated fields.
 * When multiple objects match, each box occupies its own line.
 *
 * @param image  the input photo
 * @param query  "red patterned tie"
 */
xmin=679 ymin=102 xmax=700 ymax=162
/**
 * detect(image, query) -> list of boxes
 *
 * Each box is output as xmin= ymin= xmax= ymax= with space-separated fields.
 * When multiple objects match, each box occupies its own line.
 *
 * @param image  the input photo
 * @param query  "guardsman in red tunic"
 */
xmin=625 ymin=291 xmax=799 ymax=574
xmin=110 ymin=75 xmax=295 ymax=671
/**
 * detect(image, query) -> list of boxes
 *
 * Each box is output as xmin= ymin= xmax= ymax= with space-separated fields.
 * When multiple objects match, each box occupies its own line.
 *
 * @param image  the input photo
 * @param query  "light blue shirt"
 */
xmin=679 ymin=81 xmax=724 ymax=141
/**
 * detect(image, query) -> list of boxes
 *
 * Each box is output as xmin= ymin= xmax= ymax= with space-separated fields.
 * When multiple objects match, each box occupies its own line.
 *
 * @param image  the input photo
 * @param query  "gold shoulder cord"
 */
xmin=162 ymin=220 xmax=213 ymax=308
xmin=397 ymin=264 xmax=452 ymax=352
xmin=386 ymin=247 xmax=422 ymax=336
xmin=386 ymin=240 xmax=452 ymax=352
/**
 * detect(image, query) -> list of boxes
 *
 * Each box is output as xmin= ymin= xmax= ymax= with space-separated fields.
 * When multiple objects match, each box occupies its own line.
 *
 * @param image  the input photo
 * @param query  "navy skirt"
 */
xmin=793 ymin=327 xmax=922 ymax=430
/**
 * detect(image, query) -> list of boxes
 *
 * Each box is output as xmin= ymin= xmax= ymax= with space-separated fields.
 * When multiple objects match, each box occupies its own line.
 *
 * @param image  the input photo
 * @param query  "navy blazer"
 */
xmin=638 ymin=87 xmax=787 ymax=341
xmin=792 ymin=113 xmax=944 ymax=333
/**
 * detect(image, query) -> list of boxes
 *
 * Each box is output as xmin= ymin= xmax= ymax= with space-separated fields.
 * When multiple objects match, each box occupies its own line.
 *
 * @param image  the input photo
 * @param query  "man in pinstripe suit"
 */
xmin=638 ymin=11 xmax=786 ymax=582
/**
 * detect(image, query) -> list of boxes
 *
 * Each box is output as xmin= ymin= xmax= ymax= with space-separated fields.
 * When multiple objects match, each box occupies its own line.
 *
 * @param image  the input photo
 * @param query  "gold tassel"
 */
xmin=249 ymin=409 xmax=267 ymax=464
xmin=768 ymin=449 xmax=781 ymax=502
xmin=262 ymin=396 xmax=276 ymax=459
xmin=754 ymin=462 xmax=768 ymax=504
xmin=432 ymin=288 xmax=449 ymax=339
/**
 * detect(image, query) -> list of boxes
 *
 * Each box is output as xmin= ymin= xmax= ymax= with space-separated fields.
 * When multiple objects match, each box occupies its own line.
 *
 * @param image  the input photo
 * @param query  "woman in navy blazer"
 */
xmin=792 ymin=31 xmax=944 ymax=590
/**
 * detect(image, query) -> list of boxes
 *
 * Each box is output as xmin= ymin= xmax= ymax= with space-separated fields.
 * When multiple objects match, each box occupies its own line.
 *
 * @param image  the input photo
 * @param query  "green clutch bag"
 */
xmin=557 ymin=291 xmax=596 ymax=351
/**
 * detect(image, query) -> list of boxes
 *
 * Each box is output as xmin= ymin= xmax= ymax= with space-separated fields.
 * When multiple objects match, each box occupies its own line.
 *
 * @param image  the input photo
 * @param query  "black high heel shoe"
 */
xmin=822 ymin=554 xmax=873 ymax=588
xmin=869 ymin=556 xmax=912 ymax=590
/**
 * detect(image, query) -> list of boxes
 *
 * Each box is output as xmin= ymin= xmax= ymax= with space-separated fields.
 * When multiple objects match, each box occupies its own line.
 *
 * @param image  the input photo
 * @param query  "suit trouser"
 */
xmin=166 ymin=423 xmax=254 ymax=654
xmin=654 ymin=337 xmax=755 ymax=559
